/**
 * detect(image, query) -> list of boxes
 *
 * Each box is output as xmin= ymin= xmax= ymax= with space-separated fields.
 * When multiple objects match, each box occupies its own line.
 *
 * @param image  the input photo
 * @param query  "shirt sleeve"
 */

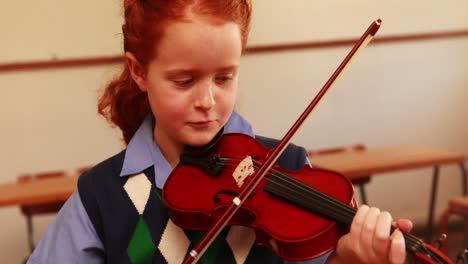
xmin=27 ymin=190 xmax=104 ymax=264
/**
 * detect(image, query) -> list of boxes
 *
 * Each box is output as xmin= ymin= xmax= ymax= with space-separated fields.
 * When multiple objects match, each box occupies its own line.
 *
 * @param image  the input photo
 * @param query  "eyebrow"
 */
xmin=164 ymin=69 xmax=196 ymax=77
xmin=164 ymin=64 xmax=239 ymax=76
xmin=216 ymin=65 xmax=239 ymax=72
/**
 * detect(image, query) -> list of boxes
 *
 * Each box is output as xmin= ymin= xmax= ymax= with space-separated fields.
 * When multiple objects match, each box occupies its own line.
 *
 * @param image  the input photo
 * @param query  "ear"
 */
xmin=126 ymin=52 xmax=148 ymax=92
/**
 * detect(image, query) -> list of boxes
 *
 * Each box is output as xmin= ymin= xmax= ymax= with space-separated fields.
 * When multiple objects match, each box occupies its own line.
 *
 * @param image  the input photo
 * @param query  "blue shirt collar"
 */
xmin=120 ymin=111 xmax=255 ymax=189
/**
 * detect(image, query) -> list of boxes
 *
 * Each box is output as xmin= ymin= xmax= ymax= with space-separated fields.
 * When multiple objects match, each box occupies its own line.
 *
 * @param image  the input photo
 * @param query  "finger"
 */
xmin=360 ymin=207 xmax=380 ymax=261
xmin=395 ymin=219 xmax=413 ymax=232
xmin=373 ymin=211 xmax=392 ymax=261
xmin=389 ymin=228 xmax=406 ymax=264
xmin=349 ymin=205 xmax=370 ymax=255
xmin=335 ymin=234 xmax=352 ymax=259
xmin=350 ymin=205 xmax=370 ymax=240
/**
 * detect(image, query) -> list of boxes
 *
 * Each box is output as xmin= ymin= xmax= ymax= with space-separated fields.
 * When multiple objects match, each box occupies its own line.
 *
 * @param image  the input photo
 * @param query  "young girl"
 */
xmin=28 ymin=0 xmax=412 ymax=263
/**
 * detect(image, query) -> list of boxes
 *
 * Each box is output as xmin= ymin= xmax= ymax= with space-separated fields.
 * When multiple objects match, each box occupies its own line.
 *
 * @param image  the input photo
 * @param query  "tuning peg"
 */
xmin=431 ymin=233 xmax=448 ymax=250
xmin=456 ymin=249 xmax=468 ymax=264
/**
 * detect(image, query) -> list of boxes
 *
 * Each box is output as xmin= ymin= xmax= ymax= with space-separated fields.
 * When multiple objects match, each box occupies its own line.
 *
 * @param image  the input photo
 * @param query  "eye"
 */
xmin=173 ymin=77 xmax=194 ymax=87
xmin=215 ymin=73 xmax=234 ymax=85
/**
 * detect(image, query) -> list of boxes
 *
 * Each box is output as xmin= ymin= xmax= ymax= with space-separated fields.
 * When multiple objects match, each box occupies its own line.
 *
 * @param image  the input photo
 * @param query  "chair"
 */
xmin=308 ymin=144 xmax=371 ymax=205
xmin=439 ymin=196 xmax=468 ymax=254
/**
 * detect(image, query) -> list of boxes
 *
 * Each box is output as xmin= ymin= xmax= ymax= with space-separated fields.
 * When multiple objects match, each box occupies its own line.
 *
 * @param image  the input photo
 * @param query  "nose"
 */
xmin=194 ymin=81 xmax=216 ymax=110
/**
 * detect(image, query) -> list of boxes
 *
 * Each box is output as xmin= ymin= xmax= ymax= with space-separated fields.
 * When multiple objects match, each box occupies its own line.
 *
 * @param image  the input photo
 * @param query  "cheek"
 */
xmin=218 ymin=79 xmax=237 ymax=98
xmin=222 ymin=94 xmax=236 ymax=112
xmin=221 ymin=85 xmax=238 ymax=109
xmin=146 ymin=85 xmax=181 ymax=120
xmin=150 ymin=95 xmax=186 ymax=120
xmin=215 ymin=86 xmax=237 ymax=122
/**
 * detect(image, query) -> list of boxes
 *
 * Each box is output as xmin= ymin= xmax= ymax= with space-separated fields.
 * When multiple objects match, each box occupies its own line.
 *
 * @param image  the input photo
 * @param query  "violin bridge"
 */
xmin=232 ymin=156 xmax=255 ymax=187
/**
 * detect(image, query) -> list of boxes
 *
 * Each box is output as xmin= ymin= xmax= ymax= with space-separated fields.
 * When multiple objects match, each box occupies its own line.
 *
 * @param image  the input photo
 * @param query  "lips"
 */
xmin=188 ymin=120 xmax=215 ymax=128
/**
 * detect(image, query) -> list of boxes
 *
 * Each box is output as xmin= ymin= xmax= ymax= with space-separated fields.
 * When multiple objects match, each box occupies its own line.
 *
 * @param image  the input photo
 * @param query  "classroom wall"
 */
xmin=1 ymin=0 xmax=467 ymax=262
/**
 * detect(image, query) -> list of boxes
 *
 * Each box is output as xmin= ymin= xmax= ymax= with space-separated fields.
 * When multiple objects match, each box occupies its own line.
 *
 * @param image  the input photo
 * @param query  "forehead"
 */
xmin=153 ymin=17 xmax=242 ymax=68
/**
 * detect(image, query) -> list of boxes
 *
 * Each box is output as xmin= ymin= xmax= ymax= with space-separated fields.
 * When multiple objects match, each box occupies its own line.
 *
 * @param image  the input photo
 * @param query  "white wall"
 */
xmin=0 ymin=0 xmax=467 ymax=262
xmin=1 ymin=0 xmax=122 ymax=62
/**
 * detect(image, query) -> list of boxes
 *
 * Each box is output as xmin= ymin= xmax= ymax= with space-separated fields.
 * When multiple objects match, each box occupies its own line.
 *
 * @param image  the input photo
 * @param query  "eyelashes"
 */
xmin=173 ymin=78 xmax=194 ymax=86
xmin=172 ymin=74 xmax=235 ymax=87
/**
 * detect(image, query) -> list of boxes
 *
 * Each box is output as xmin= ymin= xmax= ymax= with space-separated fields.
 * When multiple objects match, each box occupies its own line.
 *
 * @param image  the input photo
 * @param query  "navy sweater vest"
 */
xmin=78 ymin=136 xmax=307 ymax=263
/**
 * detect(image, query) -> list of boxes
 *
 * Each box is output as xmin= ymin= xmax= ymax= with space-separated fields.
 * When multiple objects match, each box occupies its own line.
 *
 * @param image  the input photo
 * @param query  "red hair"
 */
xmin=98 ymin=0 xmax=252 ymax=144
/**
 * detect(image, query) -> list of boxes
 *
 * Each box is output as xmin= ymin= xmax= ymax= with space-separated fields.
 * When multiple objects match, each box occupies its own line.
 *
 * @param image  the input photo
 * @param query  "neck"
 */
xmin=153 ymin=129 xmax=184 ymax=169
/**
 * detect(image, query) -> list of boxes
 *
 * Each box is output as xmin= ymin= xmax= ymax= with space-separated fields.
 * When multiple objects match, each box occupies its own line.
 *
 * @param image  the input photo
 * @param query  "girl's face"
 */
xmin=136 ymin=16 xmax=242 ymax=161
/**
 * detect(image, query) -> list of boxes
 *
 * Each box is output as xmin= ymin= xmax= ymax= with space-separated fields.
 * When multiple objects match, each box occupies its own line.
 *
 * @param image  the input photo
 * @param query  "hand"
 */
xmin=327 ymin=205 xmax=413 ymax=264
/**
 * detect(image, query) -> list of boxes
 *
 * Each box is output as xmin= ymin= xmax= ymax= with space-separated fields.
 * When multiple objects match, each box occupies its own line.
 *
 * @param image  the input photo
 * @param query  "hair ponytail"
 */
xmin=98 ymin=65 xmax=150 ymax=144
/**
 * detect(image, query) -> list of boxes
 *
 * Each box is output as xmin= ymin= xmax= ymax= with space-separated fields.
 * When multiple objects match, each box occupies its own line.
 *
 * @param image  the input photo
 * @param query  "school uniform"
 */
xmin=28 ymin=112 xmax=331 ymax=264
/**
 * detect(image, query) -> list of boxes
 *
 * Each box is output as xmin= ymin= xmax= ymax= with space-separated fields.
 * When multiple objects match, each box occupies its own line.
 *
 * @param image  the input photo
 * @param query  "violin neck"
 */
xmin=263 ymin=170 xmax=356 ymax=225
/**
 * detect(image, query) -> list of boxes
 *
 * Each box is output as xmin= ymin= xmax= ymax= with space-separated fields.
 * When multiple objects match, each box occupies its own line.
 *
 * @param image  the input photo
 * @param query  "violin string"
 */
xmin=262 ymin=167 xmax=443 ymax=261
xmin=252 ymin=161 xmax=358 ymax=219
xmin=214 ymin=158 xmax=407 ymax=239
xmin=265 ymin=178 xmax=353 ymax=225
xmin=209 ymin=157 xmax=431 ymax=257
xmin=265 ymin=168 xmax=359 ymax=223
xmin=253 ymin=163 xmax=427 ymax=252
xmin=264 ymin=168 xmax=423 ymax=244
xmin=243 ymin=160 xmax=422 ymax=251
xmin=263 ymin=176 xmax=446 ymax=263
xmin=213 ymin=158 xmax=445 ymax=262
xmin=215 ymin=158 xmax=418 ymax=239
xmin=209 ymin=158 xmax=357 ymax=223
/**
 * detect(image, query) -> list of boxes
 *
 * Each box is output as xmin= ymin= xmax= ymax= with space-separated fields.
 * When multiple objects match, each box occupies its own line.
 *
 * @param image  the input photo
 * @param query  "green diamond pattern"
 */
xmin=127 ymin=216 xmax=156 ymax=264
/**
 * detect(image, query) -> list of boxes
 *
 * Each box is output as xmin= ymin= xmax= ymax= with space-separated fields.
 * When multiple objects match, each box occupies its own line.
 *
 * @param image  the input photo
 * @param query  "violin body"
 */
xmin=163 ymin=133 xmax=357 ymax=261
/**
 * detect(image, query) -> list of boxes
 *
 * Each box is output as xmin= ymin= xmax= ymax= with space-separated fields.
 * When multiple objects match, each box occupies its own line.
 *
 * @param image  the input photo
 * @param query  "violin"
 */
xmin=163 ymin=19 xmax=462 ymax=264
xmin=164 ymin=133 xmax=456 ymax=263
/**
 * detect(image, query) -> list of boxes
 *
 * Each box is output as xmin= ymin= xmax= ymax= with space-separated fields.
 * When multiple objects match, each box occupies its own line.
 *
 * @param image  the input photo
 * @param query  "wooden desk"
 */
xmin=0 ymin=175 xmax=78 ymax=207
xmin=309 ymin=145 xmax=467 ymax=233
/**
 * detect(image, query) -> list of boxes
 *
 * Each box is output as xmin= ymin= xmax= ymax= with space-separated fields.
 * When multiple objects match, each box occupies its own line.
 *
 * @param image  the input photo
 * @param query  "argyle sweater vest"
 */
xmin=78 ymin=136 xmax=308 ymax=264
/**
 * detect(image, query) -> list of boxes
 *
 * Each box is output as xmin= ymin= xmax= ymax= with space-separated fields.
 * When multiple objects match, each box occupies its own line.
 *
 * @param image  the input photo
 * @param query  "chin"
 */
xmin=184 ymin=131 xmax=218 ymax=147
